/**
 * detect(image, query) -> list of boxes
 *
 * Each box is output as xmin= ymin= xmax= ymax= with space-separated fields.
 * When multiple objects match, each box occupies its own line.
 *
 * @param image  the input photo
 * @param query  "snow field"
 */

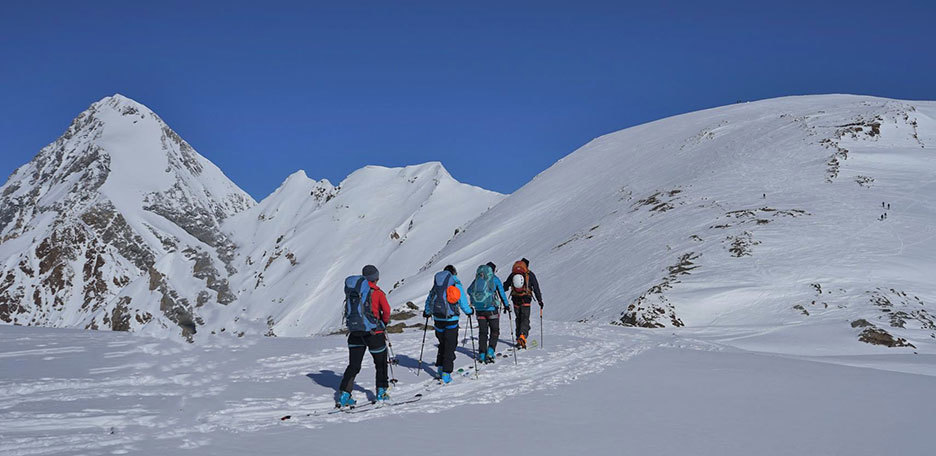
xmin=3 ymin=319 xmax=935 ymax=455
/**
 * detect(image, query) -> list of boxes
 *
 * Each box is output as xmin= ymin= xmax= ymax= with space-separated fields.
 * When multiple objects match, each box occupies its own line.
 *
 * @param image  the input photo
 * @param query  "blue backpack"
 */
xmin=468 ymin=265 xmax=497 ymax=311
xmin=344 ymin=275 xmax=381 ymax=333
xmin=430 ymin=271 xmax=459 ymax=319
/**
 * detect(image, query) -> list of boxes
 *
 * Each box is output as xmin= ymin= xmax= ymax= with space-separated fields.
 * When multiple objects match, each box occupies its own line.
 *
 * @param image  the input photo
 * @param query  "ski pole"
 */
xmin=539 ymin=306 xmax=544 ymax=349
xmin=507 ymin=306 xmax=518 ymax=365
xmin=417 ymin=316 xmax=429 ymax=376
xmin=384 ymin=330 xmax=398 ymax=384
xmin=501 ymin=294 xmax=518 ymax=366
xmin=468 ymin=315 xmax=479 ymax=379
xmin=461 ymin=320 xmax=469 ymax=347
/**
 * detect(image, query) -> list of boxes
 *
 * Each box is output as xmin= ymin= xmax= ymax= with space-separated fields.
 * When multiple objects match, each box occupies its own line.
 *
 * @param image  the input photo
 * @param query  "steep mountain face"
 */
xmin=0 ymin=95 xmax=255 ymax=339
xmin=206 ymin=163 xmax=503 ymax=337
xmin=393 ymin=95 xmax=936 ymax=349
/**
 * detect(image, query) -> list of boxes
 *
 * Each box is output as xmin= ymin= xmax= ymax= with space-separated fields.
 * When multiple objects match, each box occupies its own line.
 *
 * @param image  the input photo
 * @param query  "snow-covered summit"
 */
xmin=0 ymin=94 xmax=255 ymax=339
xmin=210 ymin=161 xmax=504 ymax=337
xmin=393 ymin=94 xmax=936 ymax=350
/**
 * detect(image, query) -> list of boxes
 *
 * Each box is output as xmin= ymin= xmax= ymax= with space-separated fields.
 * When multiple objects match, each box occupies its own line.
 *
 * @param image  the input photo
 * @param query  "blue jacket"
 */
xmin=472 ymin=276 xmax=509 ymax=312
xmin=424 ymin=274 xmax=473 ymax=322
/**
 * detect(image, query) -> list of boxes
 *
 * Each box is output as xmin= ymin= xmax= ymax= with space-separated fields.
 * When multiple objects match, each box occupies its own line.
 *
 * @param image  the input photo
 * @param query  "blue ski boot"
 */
xmin=376 ymin=387 xmax=389 ymax=402
xmin=486 ymin=347 xmax=496 ymax=364
xmin=440 ymin=372 xmax=452 ymax=384
xmin=477 ymin=351 xmax=487 ymax=363
xmin=338 ymin=391 xmax=356 ymax=407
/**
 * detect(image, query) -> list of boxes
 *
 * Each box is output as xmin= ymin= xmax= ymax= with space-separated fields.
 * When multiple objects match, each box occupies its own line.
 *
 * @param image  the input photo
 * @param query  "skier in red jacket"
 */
xmin=339 ymin=264 xmax=391 ymax=407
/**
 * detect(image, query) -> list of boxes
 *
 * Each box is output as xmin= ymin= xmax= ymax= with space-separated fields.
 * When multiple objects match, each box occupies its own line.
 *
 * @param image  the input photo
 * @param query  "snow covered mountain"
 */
xmin=0 ymin=95 xmax=255 ymax=339
xmin=207 ymin=163 xmax=503 ymax=337
xmin=3 ymin=93 xmax=934 ymax=348
xmin=0 ymin=95 xmax=502 ymax=339
xmin=393 ymin=94 xmax=936 ymax=350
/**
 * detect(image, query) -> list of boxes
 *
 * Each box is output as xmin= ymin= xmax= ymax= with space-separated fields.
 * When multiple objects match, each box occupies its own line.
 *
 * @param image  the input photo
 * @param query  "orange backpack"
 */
xmin=510 ymin=261 xmax=532 ymax=297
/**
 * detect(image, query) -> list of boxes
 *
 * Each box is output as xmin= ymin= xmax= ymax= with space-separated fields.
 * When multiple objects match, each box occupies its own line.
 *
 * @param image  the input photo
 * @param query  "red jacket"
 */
xmin=369 ymin=281 xmax=391 ymax=331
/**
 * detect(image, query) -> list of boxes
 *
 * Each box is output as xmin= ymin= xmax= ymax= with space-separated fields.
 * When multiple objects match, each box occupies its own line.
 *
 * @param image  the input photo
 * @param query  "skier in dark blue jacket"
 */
xmin=467 ymin=262 xmax=510 ymax=363
xmin=423 ymin=265 xmax=473 ymax=383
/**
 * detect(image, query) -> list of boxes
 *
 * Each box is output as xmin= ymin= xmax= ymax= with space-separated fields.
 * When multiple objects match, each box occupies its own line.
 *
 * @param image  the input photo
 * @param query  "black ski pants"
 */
xmin=477 ymin=310 xmax=500 ymax=353
xmin=340 ymin=331 xmax=388 ymax=393
xmin=513 ymin=299 xmax=532 ymax=339
xmin=433 ymin=320 xmax=459 ymax=374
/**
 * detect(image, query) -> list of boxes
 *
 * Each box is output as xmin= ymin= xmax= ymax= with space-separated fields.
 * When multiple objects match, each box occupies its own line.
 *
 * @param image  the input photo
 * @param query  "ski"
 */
xmin=343 ymin=394 xmax=424 ymax=414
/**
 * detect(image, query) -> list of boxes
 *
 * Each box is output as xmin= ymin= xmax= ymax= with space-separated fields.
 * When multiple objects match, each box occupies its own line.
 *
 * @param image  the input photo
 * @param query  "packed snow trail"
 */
xmin=0 ymin=321 xmax=650 ymax=455
xmin=2 ymin=322 xmax=935 ymax=455
xmin=204 ymin=321 xmax=651 ymax=431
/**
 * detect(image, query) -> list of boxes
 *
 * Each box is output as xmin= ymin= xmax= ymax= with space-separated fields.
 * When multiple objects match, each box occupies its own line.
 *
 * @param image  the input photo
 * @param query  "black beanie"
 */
xmin=362 ymin=265 xmax=379 ymax=282
xmin=444 ymin=264 xmax=457 ymax=276
xmin=486 ymin=262 xmax=496 ymax=272
xmin=521 ymin=258 xmax=529 ymax=267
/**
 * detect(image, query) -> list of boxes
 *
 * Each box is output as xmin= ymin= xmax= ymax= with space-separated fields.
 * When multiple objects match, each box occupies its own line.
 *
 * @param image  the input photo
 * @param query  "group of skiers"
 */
xmin=337 ymin=259 xmax=544 ymax=407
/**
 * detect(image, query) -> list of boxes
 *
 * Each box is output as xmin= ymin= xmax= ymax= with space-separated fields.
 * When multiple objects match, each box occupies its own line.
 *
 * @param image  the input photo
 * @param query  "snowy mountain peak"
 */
xmin=92 ymin=93 xmax=145 ymax=111
xmin=0 ymin=95 xmax=255 ymax=340
xmin=214 ymin=161 xmax=504 ymax=336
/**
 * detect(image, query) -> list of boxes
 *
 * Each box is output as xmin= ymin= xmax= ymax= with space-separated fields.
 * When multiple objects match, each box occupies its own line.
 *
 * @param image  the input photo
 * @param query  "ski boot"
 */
xmin=338 ymin=391 xmax=356 ymax=408
xmin=440 ymin=372 xmax=452 ymax=384
xmin=376 ymin=387 xmax=390 ymax=402
xmin=517 ymin=335 xmax=527 ymax=350
xmin=486 ymin=347 xmax=496 ymax=364
xmin=477 ymin=351 xmax=487 ymax=363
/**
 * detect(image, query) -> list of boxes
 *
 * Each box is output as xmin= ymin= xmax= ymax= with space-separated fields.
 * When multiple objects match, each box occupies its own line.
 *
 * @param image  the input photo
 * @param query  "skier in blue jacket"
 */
xmin=423 ymin=264 xmax=473 ymax=383
xmin=467 ymin=262 xmax=510 ymax=364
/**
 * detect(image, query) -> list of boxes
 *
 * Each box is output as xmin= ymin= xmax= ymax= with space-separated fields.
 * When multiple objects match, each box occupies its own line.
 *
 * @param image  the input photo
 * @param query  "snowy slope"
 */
xmin=394 ymin=95 xmax=936 ymax=349
xmin=209 ymin=162 xmax=503 ymax=337
xmin=2 ymin=322 xmax=934 ymax=455
xmin=0 ymin=95 xmax=255 ymax=339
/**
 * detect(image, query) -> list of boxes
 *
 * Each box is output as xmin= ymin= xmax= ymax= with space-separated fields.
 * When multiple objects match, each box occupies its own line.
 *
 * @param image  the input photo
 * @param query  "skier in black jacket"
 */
xmin=503 ymin=258 xmax=543 ymax=349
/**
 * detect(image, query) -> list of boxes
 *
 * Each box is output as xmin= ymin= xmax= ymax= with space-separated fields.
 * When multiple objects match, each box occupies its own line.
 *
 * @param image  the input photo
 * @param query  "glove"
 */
xmin=423 ymin=311 xmax=431 ymax=319
xmin=503 ymin=305 xmax=510 ymax=314
xmin=538 ymin=301 xmax=544 ymax=309
xmin=467 ymin=306 xmax=474 ymax=316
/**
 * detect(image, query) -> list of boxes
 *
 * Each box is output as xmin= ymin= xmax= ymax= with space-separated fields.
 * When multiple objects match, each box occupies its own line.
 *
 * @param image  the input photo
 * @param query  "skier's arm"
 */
xmin=495 ymin=278 xmax=509 ymax=309
xmin=530 ymin=272 xmax=543 ymax=303
xmin=502 ymin=273 xmax=513 ymax=292
xmin=375 ymin=290 xmax=391 ymax=325
xmin=455 ymin=280 xmax=473 ymax=315
xmin=424 ymin=289 xmax=435 ymax=317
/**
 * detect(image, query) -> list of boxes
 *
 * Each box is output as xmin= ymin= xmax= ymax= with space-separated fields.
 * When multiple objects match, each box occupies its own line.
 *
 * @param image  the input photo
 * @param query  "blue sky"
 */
xmin=2 ymin=1 xmax=935 ymax=199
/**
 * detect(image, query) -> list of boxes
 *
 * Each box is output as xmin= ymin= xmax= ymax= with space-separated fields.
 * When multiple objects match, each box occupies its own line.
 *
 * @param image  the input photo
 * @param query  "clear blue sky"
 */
xmin=2 ymin=1 xmax=934 ymax=199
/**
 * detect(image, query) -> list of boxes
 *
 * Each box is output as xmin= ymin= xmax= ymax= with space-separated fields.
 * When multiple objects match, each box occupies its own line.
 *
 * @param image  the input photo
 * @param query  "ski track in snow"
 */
xmin=2 ymin=323 xmax=933 ymax=455
xmin=205 ymin=322 xmax=656 ymax=431
xmin=0 ymin=323 xmax=661 ymax=455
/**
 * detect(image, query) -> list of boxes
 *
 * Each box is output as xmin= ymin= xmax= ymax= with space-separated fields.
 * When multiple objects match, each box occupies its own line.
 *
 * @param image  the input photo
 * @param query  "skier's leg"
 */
xmin=477 ymin=314 xmax=489 ymax=355
xmin=520 ymin=305 xmax=531 ymax=338
xmin=434 ymin=321 xmax=444 ymax=366
xmin=443 ymin=326 xmax=458 ymax=373
xmin=340 ymin=334 xmax=367 ymax=393
xmin=489 ymin=315 xmax=500 ymax=352
xmin=366 ymin=332 xmax=389 ymax=389
xmin=513 ymin=303 xmax=522 ymax=340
